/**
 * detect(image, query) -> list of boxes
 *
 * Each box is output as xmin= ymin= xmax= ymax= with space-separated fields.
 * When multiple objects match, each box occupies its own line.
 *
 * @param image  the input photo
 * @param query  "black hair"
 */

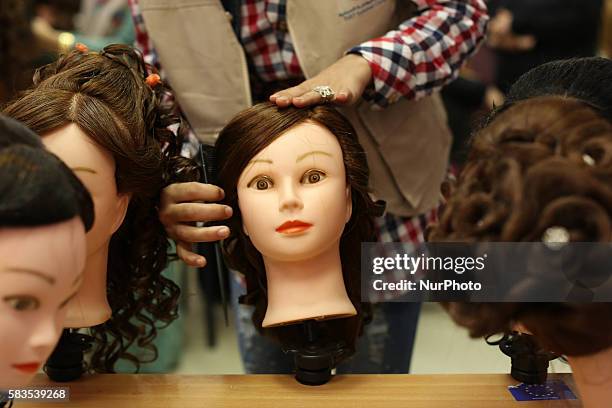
xmin=0 ymin=115 xmax=94 ymax=230
xmin=490 ymin=57 xmax=612 ymax=123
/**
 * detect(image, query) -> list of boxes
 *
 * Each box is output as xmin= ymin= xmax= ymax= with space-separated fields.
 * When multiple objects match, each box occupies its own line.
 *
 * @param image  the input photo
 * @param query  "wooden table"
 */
xmin=18 ymin=373 xmax=580 ymax=408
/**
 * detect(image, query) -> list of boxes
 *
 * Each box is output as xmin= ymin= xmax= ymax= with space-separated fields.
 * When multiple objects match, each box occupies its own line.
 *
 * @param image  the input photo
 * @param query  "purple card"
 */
xmin=508 ymin=380 xmax=578 ymax=401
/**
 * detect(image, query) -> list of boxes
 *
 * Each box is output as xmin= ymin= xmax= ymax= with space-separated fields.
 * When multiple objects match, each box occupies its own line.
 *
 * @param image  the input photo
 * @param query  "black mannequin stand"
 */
xmin=0 ymin=392 xmax=13 ymax=408
xmin=489 ymin=332 xmax=559 ymax=384
xmin=44 ymin=329 xmax=93 ymax=382
xmin=285 ymin=320 xmax=354 ymax=386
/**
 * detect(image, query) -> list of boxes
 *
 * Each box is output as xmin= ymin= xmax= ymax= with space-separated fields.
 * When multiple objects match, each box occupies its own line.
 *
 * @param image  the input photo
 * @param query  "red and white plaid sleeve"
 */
xmin=128 ymin=0 xmax=200 ymax=157
xmin=349 ymin=0 xmax=489 ymax=108
xmin=128 ymin=0 xmax=159 ymax=68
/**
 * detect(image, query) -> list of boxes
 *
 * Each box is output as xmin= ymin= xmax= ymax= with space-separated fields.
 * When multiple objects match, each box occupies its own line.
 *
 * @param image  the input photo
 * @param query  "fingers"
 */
xmin=292 ymin=90 xmax=325 ymax=107
xmin=173 ymin=224 xmax=230 ymax=243
xmin=271 ymin=87 xmax=351 ymax=107
xmin=176 ymin=240 xmax=207 ymax=267
xmin=270 ymin=83 xmax=310 ymax=107
xmin=161 ymin=182 xmax=225 ymax=207
xmin=160 ymin=202 xmax=232 ymax=225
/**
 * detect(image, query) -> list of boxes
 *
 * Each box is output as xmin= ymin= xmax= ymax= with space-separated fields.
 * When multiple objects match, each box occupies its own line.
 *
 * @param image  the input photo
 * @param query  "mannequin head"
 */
xmin=3 ymin=44 xmax=200 ymax=372
xmin=0 ymin=115 xmax=93 ymax=388
xmin=216 ymin=102 xmax=378 ymax=334
xmin=429 ymin=96 xmax=612 ymax=405
xmin=237 ymin=121 xmax=352 ymax=262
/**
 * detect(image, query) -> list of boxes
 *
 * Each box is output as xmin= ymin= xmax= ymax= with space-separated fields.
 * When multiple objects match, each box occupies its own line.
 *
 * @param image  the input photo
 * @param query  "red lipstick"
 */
xmin=12 ymin=362 xmax=41 ymax=374
xmin=276 ymin=220 xmax=313 ymax=234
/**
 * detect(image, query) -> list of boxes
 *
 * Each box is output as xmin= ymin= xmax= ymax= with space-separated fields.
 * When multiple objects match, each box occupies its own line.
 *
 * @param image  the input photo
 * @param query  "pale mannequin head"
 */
xmin=238 ymin=121 xmax=352 ymax=263
xmin=217 ymin=103 xmax=379 ymax=338
xmin=42 ymin=123 xmax=129 ymax=328
xmin=0 ymin=219 xmax=86 ymax=388
xmin=237 ymin=121 xmax=355 ymax=326
xmin=2 ymin=44 xmax=201 ymax=372
xmin=0 ymin=115 xmax=93 ymax=388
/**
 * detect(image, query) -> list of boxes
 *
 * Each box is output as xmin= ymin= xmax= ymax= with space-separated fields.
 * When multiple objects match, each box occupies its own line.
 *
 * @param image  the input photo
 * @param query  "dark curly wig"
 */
xmin=2 ymin=44 xmax=200 ymax=372
xmin=430 ymin=96 xmax=612 ymax=357
xmin=216 ymin=103 xmax=378 ymax=348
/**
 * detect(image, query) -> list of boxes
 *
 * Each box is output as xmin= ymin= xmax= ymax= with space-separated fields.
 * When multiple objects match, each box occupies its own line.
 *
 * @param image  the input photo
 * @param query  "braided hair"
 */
xmin=430 ymin=96 xmax=612 ymax=357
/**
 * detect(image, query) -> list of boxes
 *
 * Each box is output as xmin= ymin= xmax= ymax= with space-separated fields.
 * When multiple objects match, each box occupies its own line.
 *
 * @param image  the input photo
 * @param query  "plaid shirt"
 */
xmin=128 ymin=0 xmax=487 ymax=300
xmin=130 ymin=0 xmax=488 ymax=107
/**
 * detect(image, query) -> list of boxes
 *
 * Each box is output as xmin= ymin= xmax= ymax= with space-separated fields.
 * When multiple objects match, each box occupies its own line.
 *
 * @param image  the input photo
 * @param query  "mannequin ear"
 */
xmin=345 ymin=186 xmax=352 ymax=224
xmin=110 ymin=193 xmax=130 ymax=234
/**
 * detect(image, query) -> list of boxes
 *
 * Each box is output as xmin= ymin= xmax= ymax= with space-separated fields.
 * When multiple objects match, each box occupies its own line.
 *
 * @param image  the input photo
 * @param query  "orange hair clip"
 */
xmin=75 ymin=43 xmax=89 ymax=53
xmin=145 ymin=73 xmax=161 ymax=87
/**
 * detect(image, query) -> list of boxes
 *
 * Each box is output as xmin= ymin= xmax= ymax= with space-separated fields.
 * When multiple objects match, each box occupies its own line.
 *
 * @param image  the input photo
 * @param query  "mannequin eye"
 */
xmin=302 ymin=170 xmax=326 ymax=184
xmin=4 ymin=296 xmax=40 ymax=311
xmin=248 ymin=176 xmax=274 ymax=190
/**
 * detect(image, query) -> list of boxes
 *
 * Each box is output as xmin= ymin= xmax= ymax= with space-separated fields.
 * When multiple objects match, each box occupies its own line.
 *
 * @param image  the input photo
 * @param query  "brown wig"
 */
xmin=215 ymin=102 xmax=378 ymax=344
xmin=2 ymin=44 xmax=200 ymax=372
xmin=429 ymin=96 xmax=612 ymax=357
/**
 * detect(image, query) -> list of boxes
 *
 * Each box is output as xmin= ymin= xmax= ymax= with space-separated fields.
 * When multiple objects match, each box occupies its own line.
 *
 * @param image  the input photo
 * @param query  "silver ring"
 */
xmin=312 ymin=85 xmax=335 ymax=102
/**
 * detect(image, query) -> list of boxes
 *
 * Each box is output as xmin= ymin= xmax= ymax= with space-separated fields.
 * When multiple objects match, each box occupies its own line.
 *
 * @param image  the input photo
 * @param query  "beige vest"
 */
xmin=140 ymin=0 xmax=451 ymax=216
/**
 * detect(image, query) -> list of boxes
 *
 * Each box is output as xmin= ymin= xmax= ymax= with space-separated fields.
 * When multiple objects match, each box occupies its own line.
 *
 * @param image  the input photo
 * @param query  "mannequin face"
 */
xmin=42 ymin=123 xmax=129 ymax=257
xmin=41 ymin=123 xmax=129 ymax=327
xmin=0 ymin=217 xmax=86 ymax=388
xmin=237 ymin=121 xmax=351 ymax=262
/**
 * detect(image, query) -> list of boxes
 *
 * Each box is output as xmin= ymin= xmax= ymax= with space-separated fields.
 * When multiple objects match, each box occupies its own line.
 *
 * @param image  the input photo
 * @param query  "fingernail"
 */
xmin=277 ymin=96 xmax=288 ymax=103
xmin=194 ymin=257 xmax=205 ymax=267
xmin=218 ymin=188 xmax=225 ymax=199
xmin=224 ymin=206 xmax=233 ymax=217
xmin=294 ymin=97 xmax=302 ymax=103
xmin=217 ymin=226 xmax=230 ymax=237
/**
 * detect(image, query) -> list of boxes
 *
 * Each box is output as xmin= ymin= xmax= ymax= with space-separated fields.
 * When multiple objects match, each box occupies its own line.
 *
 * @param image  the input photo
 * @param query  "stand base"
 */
xmin=44 ymin=329 xmax=92 ymax=382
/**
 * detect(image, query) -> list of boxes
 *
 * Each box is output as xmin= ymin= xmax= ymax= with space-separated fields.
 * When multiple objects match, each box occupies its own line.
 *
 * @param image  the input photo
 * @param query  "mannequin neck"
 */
xmin=567 ymin=346 xmax=612 ymax=408
xmin=64 ymin=243 xmax=112 ymax=328
xmin=262 ymin=242 xmax=357 ymax=327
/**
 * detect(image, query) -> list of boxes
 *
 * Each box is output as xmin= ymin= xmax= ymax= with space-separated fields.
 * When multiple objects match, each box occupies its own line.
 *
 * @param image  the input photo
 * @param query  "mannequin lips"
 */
xmin=276 ymin=220 xmax=313 ymax=235
xmin=12 ymin=362 xmax=41 ymax=374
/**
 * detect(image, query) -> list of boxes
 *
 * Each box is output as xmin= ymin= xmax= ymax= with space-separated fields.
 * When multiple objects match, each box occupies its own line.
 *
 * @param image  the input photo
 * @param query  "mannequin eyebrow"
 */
xmin=71 ymin=166 xmax=97 ymax=174
xmin=4 ymin=268 xmax=55 ymax=285
xmin=248 ymin=159 xmax=273 ymax=165
xmin=296 ymin=151 xmax=332 ymax=162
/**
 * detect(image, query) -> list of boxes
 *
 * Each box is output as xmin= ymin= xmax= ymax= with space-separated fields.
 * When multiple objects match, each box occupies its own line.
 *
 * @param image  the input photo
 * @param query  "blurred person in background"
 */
xmin=0 ymin=0 xmax=47 ymax=103
xmin=129 ymin=0 xmax=489 ymax=374
xmin=488 ymin=0 xmax=604 ymax=92
xmin=32 ymin=0 xmax=134 ymax=52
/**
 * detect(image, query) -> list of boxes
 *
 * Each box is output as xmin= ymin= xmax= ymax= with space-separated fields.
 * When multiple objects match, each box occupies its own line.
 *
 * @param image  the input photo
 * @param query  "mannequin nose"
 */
xmin=29 ymin=316 xmax=60 ymax=354
xmin=278 ymin=181 xmax=303 ymax=212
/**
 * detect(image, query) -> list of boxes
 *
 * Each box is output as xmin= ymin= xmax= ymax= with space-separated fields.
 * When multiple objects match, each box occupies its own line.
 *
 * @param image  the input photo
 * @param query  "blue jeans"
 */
xmin=230 ymin=272 xmax=421 ymax=374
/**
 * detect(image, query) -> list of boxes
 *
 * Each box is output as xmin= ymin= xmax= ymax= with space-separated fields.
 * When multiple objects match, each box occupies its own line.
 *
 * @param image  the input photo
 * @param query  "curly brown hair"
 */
xmin=430 ymin=96 xmax=612 ymax=357
xmin=2 ymin=44 xmax=200 ymax=372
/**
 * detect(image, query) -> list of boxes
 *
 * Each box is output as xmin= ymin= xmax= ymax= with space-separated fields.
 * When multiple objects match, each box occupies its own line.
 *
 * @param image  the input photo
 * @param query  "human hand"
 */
xmin=159 ymin=182 xmax=233 ymax=267
xmin=487 ymin=9 xmax=536 ymax=52
xmin=269 ymin=54 xmax=372 ymax=107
